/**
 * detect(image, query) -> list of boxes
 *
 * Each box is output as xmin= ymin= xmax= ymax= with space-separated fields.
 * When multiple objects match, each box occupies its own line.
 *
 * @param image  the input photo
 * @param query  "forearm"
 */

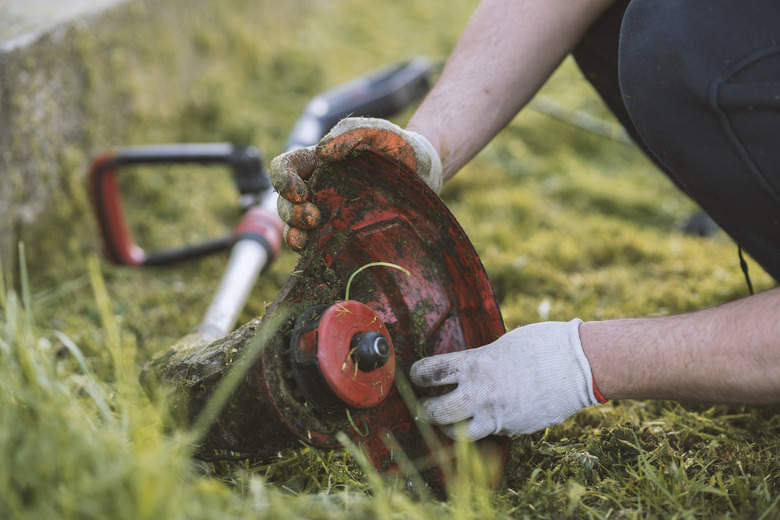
xmin=580 ymin=286 xmax=780 ymax=404
xmin=406 ymin=0 xmax=614 ymax=180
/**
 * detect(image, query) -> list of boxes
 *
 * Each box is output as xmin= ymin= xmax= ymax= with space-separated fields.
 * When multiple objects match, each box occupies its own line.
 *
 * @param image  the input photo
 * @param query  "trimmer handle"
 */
xmin=89 ymin=57 xmax=434 ymax=268
xmin=284 ymin=56 xmax=434 ymax=151
xmin=88 ymin=143 xmax=276 ymax=266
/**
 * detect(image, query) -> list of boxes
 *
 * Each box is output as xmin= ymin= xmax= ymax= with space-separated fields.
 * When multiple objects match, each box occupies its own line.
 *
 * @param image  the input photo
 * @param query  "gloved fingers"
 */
xmin=277 ymin=198 xmax=321 ymax=229
xmin=409 ymin=351 xmax=466 ymax=387
xmin=439 ymin=419 xmax=493 ymax=442
xmin=283 ymin=224 xmax=309 ymax=252
xmin=438 ymin=423 xmax=458 ymax=441
xmin=438 ymin=422 xmax=466 ymax=441
xmin=318 ymin=126 xmax=418 ymax=173
xmin=269 ymin=147 xmax=319 ymax=203
xmin=417 ymin=389 xmax=473 ymax=427
xmin=463 ymin=417 xmax=495 ymax=442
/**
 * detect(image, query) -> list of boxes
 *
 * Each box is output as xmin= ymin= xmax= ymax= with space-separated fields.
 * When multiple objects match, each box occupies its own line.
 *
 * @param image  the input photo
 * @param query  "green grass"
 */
xmin=4 ymin=0 xmax=780 ymax=517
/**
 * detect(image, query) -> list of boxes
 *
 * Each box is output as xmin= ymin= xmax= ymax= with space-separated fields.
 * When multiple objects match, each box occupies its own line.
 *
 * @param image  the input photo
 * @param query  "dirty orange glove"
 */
xmin=269 ymin=147 xmax=322 ymax=251
xmin=269 ymin=117 xmax=442 ymax=251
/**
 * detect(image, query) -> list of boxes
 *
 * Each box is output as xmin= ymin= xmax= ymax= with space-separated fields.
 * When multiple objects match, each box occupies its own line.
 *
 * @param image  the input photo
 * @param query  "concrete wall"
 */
xmin=2 ymin=1 xmax=132 ymax=274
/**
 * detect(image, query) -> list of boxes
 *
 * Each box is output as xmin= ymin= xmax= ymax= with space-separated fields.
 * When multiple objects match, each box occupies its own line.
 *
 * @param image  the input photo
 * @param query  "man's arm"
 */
xmin=406 ymin=0 xmax=615 ymax=181
xmin=581 ymin=286 xmax=780 ymax=404
xmin=410 ymin=287 xmax=780 ymax=442
xmin=269 ymin=0 xmax=614 ymax=248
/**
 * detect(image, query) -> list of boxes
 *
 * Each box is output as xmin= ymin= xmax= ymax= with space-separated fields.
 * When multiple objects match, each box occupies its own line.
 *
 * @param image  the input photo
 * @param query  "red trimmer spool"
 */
xmin=146 ymin=148 xmax=509 ymax=497
xmin=290 ymin=299 xmax=396 ymax=413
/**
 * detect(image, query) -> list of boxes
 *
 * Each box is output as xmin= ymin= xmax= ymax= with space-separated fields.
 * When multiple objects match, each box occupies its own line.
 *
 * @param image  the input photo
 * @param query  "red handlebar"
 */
xmin=87 ymin=144 xmax=280 ymax=266
xmin=89 ymin=153 xmax=147 ymax=265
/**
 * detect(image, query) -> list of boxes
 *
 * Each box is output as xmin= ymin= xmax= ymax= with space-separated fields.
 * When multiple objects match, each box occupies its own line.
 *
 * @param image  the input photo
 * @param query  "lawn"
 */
xmin=2 ymin=0 xmax=779 ymax=518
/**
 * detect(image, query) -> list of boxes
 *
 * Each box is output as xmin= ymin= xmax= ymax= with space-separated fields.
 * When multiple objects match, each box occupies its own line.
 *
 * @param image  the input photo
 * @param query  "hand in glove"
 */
xmin=409 ymin=319 xmax=607 ymax=441
xmin=269 ymin=117 xmax=443 ymax=251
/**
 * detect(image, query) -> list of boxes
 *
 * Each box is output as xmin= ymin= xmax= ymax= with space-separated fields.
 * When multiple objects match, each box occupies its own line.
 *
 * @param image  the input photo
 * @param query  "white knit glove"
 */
xmin=269 ymin=117 xmax=442 ymax=250
xmin=409 ymin=319 xmax=604 ymax=441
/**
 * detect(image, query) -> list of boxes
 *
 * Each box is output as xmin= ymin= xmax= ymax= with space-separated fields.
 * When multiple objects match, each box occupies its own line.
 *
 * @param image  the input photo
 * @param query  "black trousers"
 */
xmin=572 ymin=0 xmax=780 ymax=281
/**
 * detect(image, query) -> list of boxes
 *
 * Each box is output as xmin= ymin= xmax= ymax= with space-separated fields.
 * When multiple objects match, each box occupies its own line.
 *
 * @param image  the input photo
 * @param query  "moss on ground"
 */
xmin=3 ymin=0 xmax=779 ymax=518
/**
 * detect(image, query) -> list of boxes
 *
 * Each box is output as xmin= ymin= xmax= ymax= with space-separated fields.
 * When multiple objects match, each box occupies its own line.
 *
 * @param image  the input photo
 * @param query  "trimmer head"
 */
xmin=144 ymin=149 xmax=508 ymax=496
xmin=290 ymin=300 xmax=396 ymax=414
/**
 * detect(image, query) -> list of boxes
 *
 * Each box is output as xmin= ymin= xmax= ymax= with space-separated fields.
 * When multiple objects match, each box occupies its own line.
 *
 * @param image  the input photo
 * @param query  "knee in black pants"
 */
xmin=616 ymin=0 xmax=780 ymax=279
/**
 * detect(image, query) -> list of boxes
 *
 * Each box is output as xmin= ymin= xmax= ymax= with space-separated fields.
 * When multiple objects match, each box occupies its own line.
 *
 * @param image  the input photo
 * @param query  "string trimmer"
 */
xmin=89 ymin=57 xmax=509 ymax=497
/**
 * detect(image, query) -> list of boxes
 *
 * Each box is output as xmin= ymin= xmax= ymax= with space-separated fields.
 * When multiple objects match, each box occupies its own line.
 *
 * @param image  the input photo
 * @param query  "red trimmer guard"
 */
xmin=143 ymin=149 xmax=508 ymax=497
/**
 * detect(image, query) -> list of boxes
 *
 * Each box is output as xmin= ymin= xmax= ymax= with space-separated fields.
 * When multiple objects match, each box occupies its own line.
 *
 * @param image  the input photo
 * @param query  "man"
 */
xmin=270 ymin=0 xmax=780 ymax=442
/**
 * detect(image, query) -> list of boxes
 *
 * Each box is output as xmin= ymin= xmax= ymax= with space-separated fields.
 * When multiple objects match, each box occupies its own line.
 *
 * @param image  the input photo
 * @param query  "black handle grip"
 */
xmin=111 ymin=143 xmax=269 ymax=195
xmin=285 ymin=56 xmax=434 ymax=151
